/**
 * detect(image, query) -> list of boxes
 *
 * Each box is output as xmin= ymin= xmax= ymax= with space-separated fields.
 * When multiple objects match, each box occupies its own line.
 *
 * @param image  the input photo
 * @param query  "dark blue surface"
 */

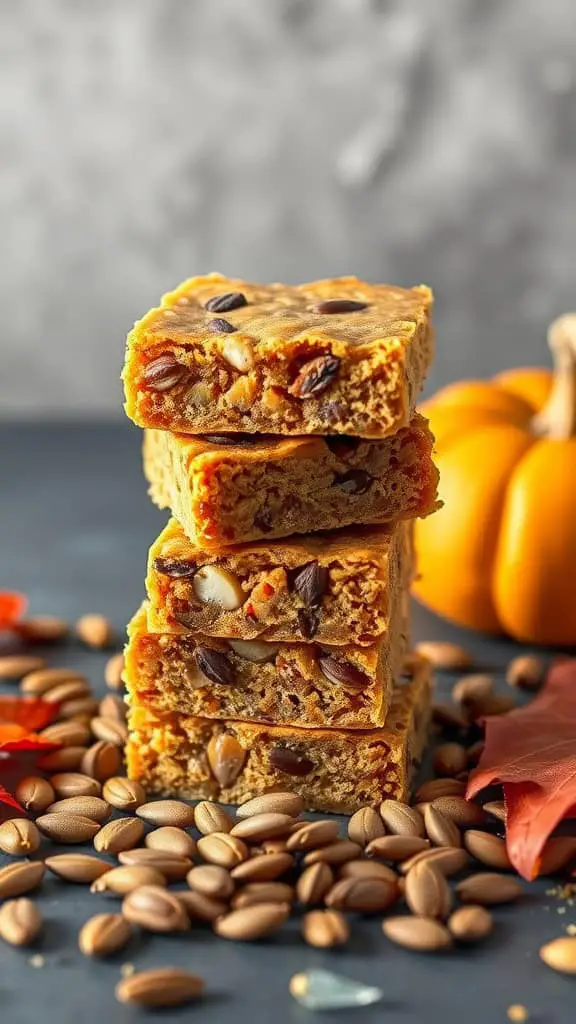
xmin=0 ymin=423 xmax=574 ymax=1024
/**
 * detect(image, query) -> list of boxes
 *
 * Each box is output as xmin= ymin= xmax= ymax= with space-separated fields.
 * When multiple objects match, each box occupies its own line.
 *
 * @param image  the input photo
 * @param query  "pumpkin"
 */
xmin=413 ymin=314 xmax=576 ymax=646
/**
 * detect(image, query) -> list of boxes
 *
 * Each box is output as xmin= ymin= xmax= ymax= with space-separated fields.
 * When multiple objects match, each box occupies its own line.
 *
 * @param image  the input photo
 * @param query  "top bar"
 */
xmin=123 ymin=274 xmax=433 ymax=439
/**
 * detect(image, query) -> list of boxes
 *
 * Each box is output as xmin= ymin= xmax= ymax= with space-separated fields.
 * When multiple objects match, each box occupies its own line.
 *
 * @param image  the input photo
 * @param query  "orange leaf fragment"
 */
xmin=0 ymin=591 xmax=27 ymax=631
xmin=0 ymin=695 xmax=59 ymax=818
xmin=0 ymin=696 xmax=59 ymax=733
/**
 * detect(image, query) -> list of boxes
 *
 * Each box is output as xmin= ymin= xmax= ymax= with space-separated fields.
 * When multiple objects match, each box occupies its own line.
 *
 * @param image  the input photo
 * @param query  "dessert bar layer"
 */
xmin=126 ymin=654 xmax=432 ymax=814
xmin=124 ymin=598 xmax=410 ymax=730
xmin=143 ymin=415 xmax=439 ymax=550
xmin=146 ymin=517 xmax=413 ymax=646
xmin=123 ymin=274 xmax=434 ymax=439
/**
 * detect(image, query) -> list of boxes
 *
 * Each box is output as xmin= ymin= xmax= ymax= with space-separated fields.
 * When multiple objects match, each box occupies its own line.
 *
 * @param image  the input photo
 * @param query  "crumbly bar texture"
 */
xmin=124 ymin=594 xmax=410 ymax=730
xmin=123 ymin=274 xmax=433 ymax=439
xmin=126 ymin=655 xmax=432 ymax=813
xmin=143 ymin=415 xmax=439 ymax=549
xmin=146 ymin=517 xmax=413 ymax=646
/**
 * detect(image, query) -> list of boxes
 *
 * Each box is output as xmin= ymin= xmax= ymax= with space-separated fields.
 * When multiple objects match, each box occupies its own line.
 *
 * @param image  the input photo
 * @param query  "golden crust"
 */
xmin=131 ymin=274 xmax=432 ymax=348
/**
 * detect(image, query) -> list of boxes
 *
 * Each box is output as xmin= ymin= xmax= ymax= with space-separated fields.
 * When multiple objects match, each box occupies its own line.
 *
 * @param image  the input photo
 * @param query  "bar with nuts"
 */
xmin=125 ymin=654 xmax=432 ymax=814
xmin=124 ymin=596 xmax=410 ymax=730
xmin=143 ymin=414 xmax=439 ymax=549
xmin=146 ymin=516 xmax=414 ymax=646
xmin=122 ymin=274 xmax=434 ymax=439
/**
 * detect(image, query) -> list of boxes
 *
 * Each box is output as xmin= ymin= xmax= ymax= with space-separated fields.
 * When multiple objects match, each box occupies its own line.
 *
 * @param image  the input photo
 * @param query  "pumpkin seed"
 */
xmin=0 ymin=655 xmax=45 ymax=680
xmin=117 ymin=848 xmax=192 ymax=881
xmin=302 ymin=909 xmax=349 ymax=948
xmin=197 ymin=832 xmax=249 ymax=869
xmin=115 ymin=968 xmax=204 ymax=1007
xmin=0 ymin=861 xmax=45 ymax=898
xmin=214 ymin=902 xmax=289 ymax=941
xmin=45 ymin=854 xmax=110 ymax=884
xmin=187 ymin=864 xmax=234 ymax=900
xmin=383 ymin=915 xmax=452 ymax=951
xmin=448 ymin=905 xmax=493 ymax=943
xmin=102 ymin=776 xmax=145 ymax=811
xmin=232 ymin=882 xmax=294 ymax=909
xmin=0 ymin=819 xmax=41 ymax=856
xmin=456 ymin=873 xmax=523 ymax=905
xmin=50 ymin=772 xmax=102 ymax=799
xmin=121 ymin=885 xmax=190 ymax=932
xmin=94 ymin=817 xmax=145 ymax=854
xmin=236 ymin=791 xmax=303 ymax=819
xmin=348 ymin=807 xmax=387 ymax=847
xmin=464 ymin=830 xmax=512 ymax=871
xmin=415 ymin=641 xmax=473 ymax=671
xmin=91 ymin=865 xmax=166 ymax=895
xmin=230 ymin=812 xmax=295 ymax=842
xmin=36 ymin=813 xmax=100 ymax=844
xmin=405 ymin=861 xmax=452 ymax=919
xmin=296 ymin=862 xmax=334 ymax=905
xmin=540 ymin=936 xmax=576 ymax=974
xmin=136 ymin=799 xmax=195 ymax=828
xmin=46 ymin=796 xmax=111 ymax=823
xmin=145 ymin=826 xmax=197 ymax=859
xmin=380 ymin=800 xmax=425 ymax=838
xmin=0 ymin=898 xmax=42 ymax=946
xmin=14 ymin=776 xmax=55 ymax=813
xmin=194 ymin=800 xmax=234 ymax=835
xmin=79 ymin=912 xmax=131 ymax=957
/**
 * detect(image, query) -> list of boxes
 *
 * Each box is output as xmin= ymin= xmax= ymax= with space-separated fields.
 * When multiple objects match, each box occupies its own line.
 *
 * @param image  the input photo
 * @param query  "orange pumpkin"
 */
xmin=413 ymin=315 xmax=576 ymax=645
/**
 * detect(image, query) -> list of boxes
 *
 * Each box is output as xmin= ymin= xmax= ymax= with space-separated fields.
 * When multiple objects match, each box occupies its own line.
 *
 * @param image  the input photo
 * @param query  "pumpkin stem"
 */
xmin=532 ymin=314 xmax=576 ymax=440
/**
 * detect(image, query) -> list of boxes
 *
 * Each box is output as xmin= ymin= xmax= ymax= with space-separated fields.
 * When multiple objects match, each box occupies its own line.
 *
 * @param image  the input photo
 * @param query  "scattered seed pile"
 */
xmin=0 ymin=630 xmax=575 ymax=1009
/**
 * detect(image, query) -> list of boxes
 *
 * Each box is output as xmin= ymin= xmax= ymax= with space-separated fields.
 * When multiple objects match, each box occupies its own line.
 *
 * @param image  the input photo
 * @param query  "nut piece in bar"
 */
xmin=122 ymin=274 xmax=433 ymax=439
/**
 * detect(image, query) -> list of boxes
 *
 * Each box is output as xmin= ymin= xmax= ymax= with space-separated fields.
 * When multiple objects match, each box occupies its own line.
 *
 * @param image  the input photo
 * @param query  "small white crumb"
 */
xmin=507 ymin=1005 xmax=529 ymax=1023
xmin=120 ymin=962 xmax=135 ymax=978
xmin=289 ymin=973 xmax=308 ymax=999
xmin=28 ymin=954 xmax=45 ymax=969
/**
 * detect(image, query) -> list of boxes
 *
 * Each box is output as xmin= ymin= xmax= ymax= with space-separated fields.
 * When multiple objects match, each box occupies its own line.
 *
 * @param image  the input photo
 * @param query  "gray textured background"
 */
xmin=2 ymin=0 xmax=576 ymax=418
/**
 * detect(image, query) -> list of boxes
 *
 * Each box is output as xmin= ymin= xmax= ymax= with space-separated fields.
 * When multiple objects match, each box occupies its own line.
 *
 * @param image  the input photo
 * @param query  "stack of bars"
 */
xmin=121 ymin=274 xmax=439 ymax=813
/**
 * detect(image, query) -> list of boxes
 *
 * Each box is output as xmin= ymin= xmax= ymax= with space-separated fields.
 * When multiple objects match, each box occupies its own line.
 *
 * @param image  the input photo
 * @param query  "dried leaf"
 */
xmin=0 ymin=592 xmax=27 ymax=631
xmin=468 ymin=660 xmax=576 ymax=879
xmin=0 ymin=697 xmax=59 ymax=817
xmin=0 ymin=784 xmax=26 ymax=815
xmin=0 ymin=697 xmax=59 ymax=734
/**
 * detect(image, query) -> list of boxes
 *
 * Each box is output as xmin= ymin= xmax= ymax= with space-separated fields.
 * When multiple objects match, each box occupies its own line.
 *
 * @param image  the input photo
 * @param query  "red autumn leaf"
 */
xmin=467 ymin=659 xmax=576 ymax=880
xmin=0 ymin=784 xmax=25 ymax=815
xmin=0 ymin=696 xmax=59 ymax=733
xmin=0 ymin=591 xmax=27 ymax=631
xmin=0 ymin=696 xmax=59 ymax=818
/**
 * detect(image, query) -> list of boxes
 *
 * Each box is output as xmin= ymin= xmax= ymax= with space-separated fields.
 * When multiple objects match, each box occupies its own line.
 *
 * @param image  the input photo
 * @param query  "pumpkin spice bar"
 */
xmin=126 ymin=654 xmax=432 ymax=814
xmin=123 ymin=274 xmax=434 ymax=439
xmin=124 ymin=595 xmax=409 ymax=730
xmin=146 ymin=517 xmax=413 ymax=646
xmin=143 ymin=415 xmax=439 ymax=549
